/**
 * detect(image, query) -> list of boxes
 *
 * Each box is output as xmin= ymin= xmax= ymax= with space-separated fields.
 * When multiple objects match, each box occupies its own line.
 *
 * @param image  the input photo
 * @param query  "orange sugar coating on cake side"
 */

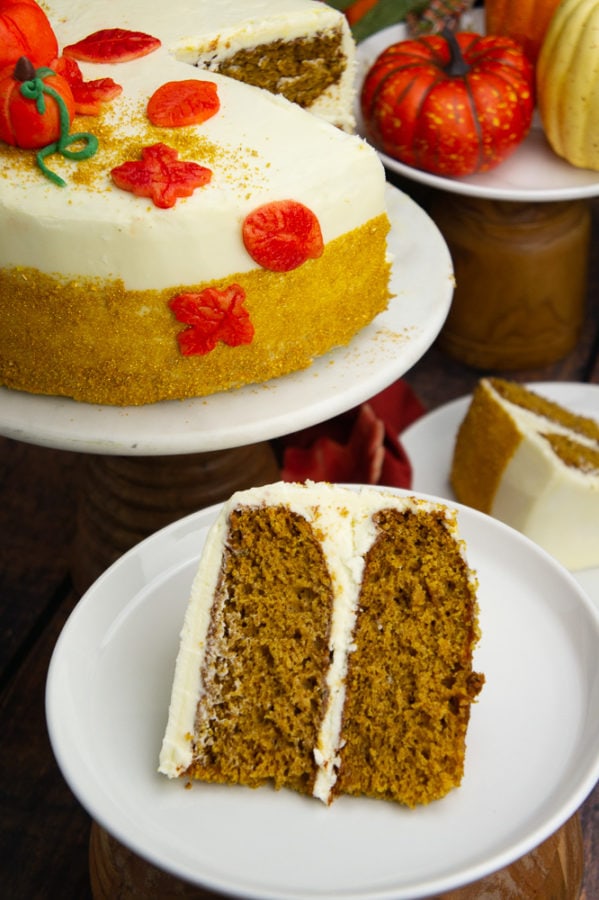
xmin=0 ymin=215 xmax=390 ymax=405
xmin=450 ymin=380 xmax=521 ymax=512
xmin=490 ymin=378 xmax=599 ymax=443
xmin=186 ymin=506 xmax=334 ymax=795
xmin=336 ymin=508 xmax=483 ymax=807
xmin=212 ymin=29 xmax=347 ymax=109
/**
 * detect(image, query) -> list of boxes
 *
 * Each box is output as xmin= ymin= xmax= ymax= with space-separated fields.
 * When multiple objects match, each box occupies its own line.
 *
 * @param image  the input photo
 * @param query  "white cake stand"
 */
xmin=0 ymin=187 xmax=451 ymax=456
xmin=0 ymin=185 xmax=453 ymax=591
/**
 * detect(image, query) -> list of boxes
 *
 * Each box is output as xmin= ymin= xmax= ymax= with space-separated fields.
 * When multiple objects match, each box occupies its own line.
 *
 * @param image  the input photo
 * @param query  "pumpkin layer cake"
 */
xmin=451 ymin=378 xmax=599 ymax=570
xmin=0 ymin=1 xmax=391 ymax=406
xmin=159 ymin=482 xmax=484 ymax=807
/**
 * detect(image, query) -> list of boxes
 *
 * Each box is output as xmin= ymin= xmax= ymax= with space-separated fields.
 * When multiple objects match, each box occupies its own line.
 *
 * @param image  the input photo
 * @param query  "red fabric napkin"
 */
xmin=276 ymin=379 xmax=426 ymax=488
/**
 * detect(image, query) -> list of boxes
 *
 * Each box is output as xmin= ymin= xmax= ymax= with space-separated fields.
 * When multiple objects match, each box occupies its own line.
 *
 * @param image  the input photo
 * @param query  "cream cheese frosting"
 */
xmin=487 ymin=395 xmax=599 ymax=571
xmin=1 ymin=59 xmax=382 ymax=289
xmin=158 ymin=482 xmax=470 ymax=803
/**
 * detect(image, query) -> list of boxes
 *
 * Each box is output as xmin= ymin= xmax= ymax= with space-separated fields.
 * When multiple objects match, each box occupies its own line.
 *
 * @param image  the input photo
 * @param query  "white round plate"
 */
xmin=356 ymin=15 xmax=599 ymax=202
xmin=0 ymin=186 xmax=452 ymax=456
xmin=402 ymin=382 xmax=599 ymax=609
xmin=46 ymin=488 xmax=599 ymax=900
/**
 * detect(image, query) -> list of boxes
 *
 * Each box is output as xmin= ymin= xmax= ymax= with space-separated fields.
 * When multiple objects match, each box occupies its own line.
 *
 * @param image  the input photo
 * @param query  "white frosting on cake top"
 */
xmin=1 ymin=2 xmax=380 ymax=291
xmin=42 ymin=0 xmax=357 ymax=129
xmin=158 ymin=482 xmax=468 ymax=803
xmin=486 ymin=384 xmax=599 ymax=571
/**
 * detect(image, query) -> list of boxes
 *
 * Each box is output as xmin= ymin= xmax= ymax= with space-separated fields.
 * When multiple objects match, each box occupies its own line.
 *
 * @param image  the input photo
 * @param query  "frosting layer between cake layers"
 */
xmin=0 ymin=1 xmax=390 ymax=405
xmin=451 ymin=378 xmax=599 ymax=571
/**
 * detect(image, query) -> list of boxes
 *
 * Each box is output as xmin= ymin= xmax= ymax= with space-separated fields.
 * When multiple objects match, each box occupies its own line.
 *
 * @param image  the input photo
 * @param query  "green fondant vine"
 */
xmin=19 ymin=62 xmax=98 ymax=187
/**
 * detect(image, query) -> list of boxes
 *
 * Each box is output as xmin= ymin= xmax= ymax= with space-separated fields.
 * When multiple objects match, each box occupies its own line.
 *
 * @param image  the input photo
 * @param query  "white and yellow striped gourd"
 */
xmin=537 ymin=0 xmax=599 ymax=170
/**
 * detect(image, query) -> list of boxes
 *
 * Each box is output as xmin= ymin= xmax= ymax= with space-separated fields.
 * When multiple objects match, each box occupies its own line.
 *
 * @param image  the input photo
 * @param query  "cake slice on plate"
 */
xmin=159 ymin=482 xmax=484 ymax=807
xmin=451 ymin=378 xmax=599 ymax=570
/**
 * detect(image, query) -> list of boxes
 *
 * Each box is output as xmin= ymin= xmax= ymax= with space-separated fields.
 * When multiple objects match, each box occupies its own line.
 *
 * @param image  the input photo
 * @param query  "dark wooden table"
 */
xmin=1 ymin=197 xmax=597 ymax=898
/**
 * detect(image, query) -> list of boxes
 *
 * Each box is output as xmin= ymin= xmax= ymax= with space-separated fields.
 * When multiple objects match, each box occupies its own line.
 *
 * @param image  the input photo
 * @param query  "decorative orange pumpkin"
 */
xmin=361 ymin=30 xmax=534 ymax=178
xmin=0 ymin=0 xmax=58 ymax=70
xmin=484 ymin=0 xmax=562 ymax=64
xmin=0 ymin=56 xmax=75 ymax=149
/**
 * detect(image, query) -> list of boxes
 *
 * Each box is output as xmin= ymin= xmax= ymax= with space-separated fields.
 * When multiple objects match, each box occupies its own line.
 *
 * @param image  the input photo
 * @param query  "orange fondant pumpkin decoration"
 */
xmin=0 ymin=0 xmax=58 ymax=69
xmin=485 ymin=0 xmax=562 ymax=64
xmin=0 ymin=56 xmax=75 ymax=149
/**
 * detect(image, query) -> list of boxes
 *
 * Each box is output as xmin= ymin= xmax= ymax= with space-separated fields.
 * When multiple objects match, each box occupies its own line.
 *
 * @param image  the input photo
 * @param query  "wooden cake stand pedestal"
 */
xmin=426 ymin=193 xmax=591 ymax=372
xmin=68 ymin=445 xmax=584 ymax=900
xmin=70 ymin=441 xmax=280 ymax=595
xmin=89 ymin=814 xmax=584 ymax=899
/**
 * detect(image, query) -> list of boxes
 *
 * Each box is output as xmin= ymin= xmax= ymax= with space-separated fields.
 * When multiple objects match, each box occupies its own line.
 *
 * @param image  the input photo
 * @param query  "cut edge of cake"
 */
xmin=177 ymin=7 xmax=358 ymax=132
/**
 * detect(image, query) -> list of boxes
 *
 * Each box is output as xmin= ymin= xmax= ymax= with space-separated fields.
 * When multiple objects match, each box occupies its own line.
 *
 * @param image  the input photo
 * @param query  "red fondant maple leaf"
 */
xmin=110 ymin=143 xmax=212 ymax=209
xmin=51 ymin=56 xmax=122 ymax=116
xmin=71 ymin=77 xmax=123 ymax=115
xmin=169 ymin=285 xmax=255 ymax=355
xmin=63 ymin=29 xmax=161 ymax=63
